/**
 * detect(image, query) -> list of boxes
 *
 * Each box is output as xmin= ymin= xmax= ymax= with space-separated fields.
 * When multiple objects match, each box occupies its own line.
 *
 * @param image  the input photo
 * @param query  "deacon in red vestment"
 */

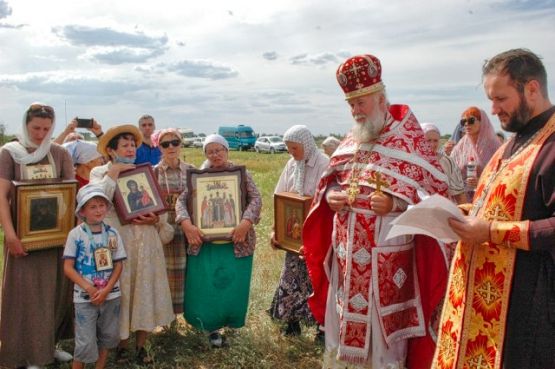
xmin=433 ymin=49 xmax=555 ymax=369
xmin=303 ymin=54 xmax=449 ymax=369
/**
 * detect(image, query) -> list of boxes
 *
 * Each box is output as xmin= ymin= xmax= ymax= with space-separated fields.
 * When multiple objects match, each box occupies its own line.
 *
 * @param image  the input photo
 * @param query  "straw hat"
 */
xmin=97 ymin=124 xmax=143 ymax=157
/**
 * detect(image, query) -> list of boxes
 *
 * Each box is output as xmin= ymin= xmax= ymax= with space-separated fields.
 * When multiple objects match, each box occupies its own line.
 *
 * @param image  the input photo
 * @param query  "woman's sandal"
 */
xmin=136 ymin=346 xmax=153 ymax=365
xmin=115 ymin=347 xmax=129 ymax=363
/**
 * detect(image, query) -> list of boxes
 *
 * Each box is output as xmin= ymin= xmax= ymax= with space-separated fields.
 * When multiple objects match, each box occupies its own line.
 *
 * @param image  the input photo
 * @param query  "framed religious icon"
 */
xmin=11 ymin=179 xmax=78 ymax=252
xmin=94 ymin=248 xmax=113 ymax=271
xmin=113 ymin=163 xmax=166 ymax=224
xmin=274 ymin=192 xmax=313 ymax=254
xmin=186 ymin=166 xmax=247 ymax=242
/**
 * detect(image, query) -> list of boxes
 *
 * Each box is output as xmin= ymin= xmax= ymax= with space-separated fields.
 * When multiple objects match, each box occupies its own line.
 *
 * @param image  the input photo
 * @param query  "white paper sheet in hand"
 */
xmin=385 ymin=194 xmax=465 ymax=243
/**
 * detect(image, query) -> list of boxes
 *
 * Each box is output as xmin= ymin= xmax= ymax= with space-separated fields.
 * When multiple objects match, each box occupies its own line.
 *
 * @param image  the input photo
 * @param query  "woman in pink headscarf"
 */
xmin=450 ymin=106 xmax=501 ymax=202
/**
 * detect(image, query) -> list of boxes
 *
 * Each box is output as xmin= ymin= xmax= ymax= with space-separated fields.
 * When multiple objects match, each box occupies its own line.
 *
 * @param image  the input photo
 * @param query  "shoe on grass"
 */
xmin=53 ymin=349 xmax=73 ymax=362
xmin=283 ymin=321 xmax=301 ymax=336
xmin=136 ymin=346 xmax=153 ymax=365
xmin=209 ymin=331 xmax=223 ymax=348
xmin=115 ymin=346 xmax=130 ymax=363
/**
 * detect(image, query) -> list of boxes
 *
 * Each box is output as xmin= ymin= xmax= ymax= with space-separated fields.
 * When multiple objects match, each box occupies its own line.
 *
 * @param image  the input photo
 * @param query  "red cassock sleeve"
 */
xmin=302 ymin=194 xmax=335 ymax=325
xmin=407 ymin=235 xmax=449 ymax=369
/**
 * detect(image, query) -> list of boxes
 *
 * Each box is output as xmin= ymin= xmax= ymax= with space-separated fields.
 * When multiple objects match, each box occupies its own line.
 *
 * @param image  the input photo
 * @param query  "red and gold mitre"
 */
xmin=336 ymin=54 xmax=384 ymax=100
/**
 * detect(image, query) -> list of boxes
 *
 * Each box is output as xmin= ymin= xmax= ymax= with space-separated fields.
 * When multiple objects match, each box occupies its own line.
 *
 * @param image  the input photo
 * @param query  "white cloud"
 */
xmin=53 ymin=25 xmax=168 ymax=49
xmin=0 ymin=0 xmax=11 ymax=19
xmin=262 ymin=51 xmax=278 ymax=61
xmin=85 ymin=47 xmax=166 ymax=64
xmin=167 ymin=59 xmax=239 ymax=80
xmin=0 ymin=0 xmax=554 ymax=136
xmin=0 ymin=72 xmax=146 ymax=96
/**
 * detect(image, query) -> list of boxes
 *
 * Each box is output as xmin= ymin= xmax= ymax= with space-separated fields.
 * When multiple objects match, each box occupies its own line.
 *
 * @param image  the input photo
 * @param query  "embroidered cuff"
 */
xmin=490 ymin=220 xmax=530 ymax=250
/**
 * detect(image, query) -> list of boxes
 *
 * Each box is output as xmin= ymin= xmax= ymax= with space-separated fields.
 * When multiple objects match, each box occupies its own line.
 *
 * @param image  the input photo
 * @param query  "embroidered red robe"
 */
xmin=304 ymin=104 xmax=449 ymax=366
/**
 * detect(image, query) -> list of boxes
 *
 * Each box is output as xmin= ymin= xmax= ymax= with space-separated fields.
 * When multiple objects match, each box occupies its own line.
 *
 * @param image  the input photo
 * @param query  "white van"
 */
xmin=179 ymin=128 xmax=196 ymax=147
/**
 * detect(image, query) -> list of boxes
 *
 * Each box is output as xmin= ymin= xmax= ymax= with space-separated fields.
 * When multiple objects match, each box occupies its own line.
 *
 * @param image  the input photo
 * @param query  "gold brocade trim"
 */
xmin=490 ymin=220 xmax=530 ymax=250
xmin=432 ymin=112 xmax=555 ymax=369
xmin=344 ymin=82 xmax=385 ymax=100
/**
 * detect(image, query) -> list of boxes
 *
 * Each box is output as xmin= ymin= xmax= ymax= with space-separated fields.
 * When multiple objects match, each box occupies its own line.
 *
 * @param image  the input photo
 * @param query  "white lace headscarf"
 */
xmin=283 ymin=125 xmax=318 ymax=196
xmin=3 ymin=102 xmax=56 ymax=164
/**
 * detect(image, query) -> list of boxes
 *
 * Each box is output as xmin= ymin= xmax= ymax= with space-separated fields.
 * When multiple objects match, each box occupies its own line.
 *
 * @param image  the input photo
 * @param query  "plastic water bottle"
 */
xmin=466 ymin=157 xmax=477 ymax=188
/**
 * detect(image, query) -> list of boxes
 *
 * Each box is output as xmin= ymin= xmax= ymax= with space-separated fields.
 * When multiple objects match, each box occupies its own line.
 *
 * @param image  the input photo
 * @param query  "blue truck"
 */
xmin=218 ymin=125 xmax=256 ymax=151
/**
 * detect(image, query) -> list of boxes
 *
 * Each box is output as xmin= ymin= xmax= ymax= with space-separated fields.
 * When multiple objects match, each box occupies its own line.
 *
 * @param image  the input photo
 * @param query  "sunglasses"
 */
xmin=159 ymin=139 xmax=181 ymax=149
xmin=26 ymin=104 xmax=55 ymax=123
xmin=460 ymin=117 xmax=477 ymax=126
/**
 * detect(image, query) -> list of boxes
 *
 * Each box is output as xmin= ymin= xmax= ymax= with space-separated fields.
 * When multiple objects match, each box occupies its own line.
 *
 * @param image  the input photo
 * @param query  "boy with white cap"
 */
xmin=63 ymin=184 xmax=127 ymax=369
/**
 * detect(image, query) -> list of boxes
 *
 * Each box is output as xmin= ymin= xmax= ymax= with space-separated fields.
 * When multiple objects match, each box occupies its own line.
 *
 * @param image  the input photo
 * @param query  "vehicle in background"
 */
xmin=218 ymin=125 xmax=256 ymax=151
xmin=254 ymin=136 xmax=287 ymax=154
xmin=192 ymin=137 xmax=206 ymax=148
xmin=179 ymin=128 xmax=196 ymax=147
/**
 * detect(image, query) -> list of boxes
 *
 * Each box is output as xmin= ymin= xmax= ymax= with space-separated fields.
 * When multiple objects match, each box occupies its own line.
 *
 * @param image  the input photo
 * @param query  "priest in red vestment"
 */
xmin=433 ymin=49 xmax=555 ymax=369
xmin=303 ymin=54 xmax=449 ymax=369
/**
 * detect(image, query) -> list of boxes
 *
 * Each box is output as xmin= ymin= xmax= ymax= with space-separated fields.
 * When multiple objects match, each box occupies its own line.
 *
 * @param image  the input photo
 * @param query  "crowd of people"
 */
xmin=0 ymin=47 xmax=552 ymax=369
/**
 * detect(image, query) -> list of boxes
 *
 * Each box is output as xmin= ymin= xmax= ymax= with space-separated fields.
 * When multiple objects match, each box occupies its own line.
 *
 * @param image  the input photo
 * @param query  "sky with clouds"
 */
xmin=1 ymin=0 xmax=554 ymax=137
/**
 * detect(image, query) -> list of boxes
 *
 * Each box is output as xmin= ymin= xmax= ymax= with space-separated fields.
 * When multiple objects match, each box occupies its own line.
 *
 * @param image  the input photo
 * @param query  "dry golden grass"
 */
xmin=1 ymin=147 xmax=324 ymax=368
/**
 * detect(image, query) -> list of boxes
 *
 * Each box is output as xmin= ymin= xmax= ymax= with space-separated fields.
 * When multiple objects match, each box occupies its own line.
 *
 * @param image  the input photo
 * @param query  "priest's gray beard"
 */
xmin=352 ymin=105 xmax=387 ymax=143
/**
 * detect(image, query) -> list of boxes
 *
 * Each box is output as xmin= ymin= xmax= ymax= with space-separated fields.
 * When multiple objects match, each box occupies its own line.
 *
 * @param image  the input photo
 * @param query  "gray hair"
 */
xmin=138 ymin=114 xmax=155 ymax=125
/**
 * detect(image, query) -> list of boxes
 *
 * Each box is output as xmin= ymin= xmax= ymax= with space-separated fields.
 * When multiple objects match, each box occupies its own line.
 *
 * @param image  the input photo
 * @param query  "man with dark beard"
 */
xmin=303 ymin=54 xmax=450 ymax=369
xmin=433 ymin=49 xmax=555 ymax=369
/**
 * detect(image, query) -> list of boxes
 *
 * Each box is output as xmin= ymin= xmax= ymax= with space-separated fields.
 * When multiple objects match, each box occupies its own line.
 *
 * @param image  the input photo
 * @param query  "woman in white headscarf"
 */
xmin=321 ymin=136 xmax=341 ymax=157
xmin=0 ymin=103 xmax=75 ymax=368
xmin=421 ymin=123 xmax=466 ymax=204
xmin=269 ymin=125 xmax=329 ymax=337
xmin=176 ymin=134 xmax=262 ymax=348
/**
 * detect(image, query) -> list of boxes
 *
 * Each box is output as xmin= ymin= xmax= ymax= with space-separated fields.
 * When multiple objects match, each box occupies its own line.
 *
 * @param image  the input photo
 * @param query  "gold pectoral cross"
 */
xmin=346 ymin=177 xmax=360 ymax=205
xmin=369 ymin=171 xmax=389 ymax=194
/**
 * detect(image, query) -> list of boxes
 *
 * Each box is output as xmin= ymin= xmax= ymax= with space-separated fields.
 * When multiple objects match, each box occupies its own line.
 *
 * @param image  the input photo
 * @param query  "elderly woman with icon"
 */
xmin=450 ymin=106 xmax=501 ymax=201
xmin=268 ymin=125 xmax=329 ymax=338
xmin=62 ymin=139 xmax=105 ymax=188
xmin=0 ymin=102 xmax=75 ymax=368
xmin=175 ymin=134 xmax=262 ymax=348
xmin=152 ymin=128 xmax=195 ymax=316
xmin=90 ymin=124 xmax=174 ymax=364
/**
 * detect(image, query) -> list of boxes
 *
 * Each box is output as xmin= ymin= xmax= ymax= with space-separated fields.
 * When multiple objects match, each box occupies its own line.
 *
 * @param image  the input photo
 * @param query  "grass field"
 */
xmin=0 ymin=147 xmax=324 ymax=369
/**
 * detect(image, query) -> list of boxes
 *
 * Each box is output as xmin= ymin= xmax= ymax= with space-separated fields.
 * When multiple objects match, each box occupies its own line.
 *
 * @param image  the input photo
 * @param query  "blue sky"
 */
xmin=1 ymin=0 xmax=554 ymax=137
